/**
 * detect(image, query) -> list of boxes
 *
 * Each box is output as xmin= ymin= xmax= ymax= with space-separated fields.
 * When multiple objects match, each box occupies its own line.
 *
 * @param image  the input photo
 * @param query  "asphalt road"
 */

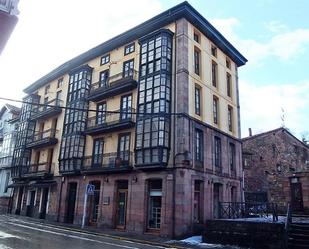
xmin=0 ymin=215 xmax=173 ymax=249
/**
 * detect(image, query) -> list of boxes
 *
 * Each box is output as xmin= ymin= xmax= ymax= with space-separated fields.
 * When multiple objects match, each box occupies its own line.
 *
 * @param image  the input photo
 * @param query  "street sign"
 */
xmin=86 ymin=184 xmax=95 ymax=195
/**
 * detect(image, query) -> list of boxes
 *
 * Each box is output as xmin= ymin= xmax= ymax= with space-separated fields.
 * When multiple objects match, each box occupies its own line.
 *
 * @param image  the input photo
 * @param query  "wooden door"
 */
xmin=291 ymin=182 xmax=303 ymax=212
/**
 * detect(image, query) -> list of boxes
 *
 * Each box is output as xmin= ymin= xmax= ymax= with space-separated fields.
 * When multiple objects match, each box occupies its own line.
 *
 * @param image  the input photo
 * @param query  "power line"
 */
xmin=0 ymin=96 xmax=184 ymax=117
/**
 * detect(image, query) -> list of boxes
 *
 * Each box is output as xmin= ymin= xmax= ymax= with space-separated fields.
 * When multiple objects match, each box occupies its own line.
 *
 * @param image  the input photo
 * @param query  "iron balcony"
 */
xmin=88 ymin=70 xmax=138 ymax=102
xmin=85 ymin=108 xmax=136 ymax=135
xmin=30 ymin=99 xmax=63 ymax=120
xmin=20 ymin=162 xmax=53 ymax=179
xmin=26 ymin=128 xmax=58 ymax=149
xmin=81 ymin=151 xmax=133 ymax=174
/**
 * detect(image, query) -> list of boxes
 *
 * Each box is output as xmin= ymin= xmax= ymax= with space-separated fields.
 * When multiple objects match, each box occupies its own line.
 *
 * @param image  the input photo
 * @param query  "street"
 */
xmin=0 ymin=215 xmax=172 ymax=249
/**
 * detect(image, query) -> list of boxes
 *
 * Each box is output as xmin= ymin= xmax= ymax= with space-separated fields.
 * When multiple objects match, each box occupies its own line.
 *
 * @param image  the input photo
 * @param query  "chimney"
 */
xmin=249 ymin=128 xmax=252 ymax=136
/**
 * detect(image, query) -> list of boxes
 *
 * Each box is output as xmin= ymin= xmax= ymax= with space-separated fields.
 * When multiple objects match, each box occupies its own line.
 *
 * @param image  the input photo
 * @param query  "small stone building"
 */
xmin=242 ymin=127 xmax=309 ymax=213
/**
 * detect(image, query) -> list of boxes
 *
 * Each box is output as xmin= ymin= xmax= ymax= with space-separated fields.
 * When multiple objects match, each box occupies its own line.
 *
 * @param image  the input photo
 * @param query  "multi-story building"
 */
xmin=0 ymin=0 xmax=19 ymax=54
xmin=10 ymin=2 xmax=247 ymax=237
xmin=243 ymin=127 xmax=309 ymax=214
xmin=0 ymin=104 xmax=20 ymax=213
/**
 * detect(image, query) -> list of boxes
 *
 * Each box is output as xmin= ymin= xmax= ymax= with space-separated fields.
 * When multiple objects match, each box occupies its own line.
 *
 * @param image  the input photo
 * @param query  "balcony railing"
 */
xmin=88 ymin=70 xmax=138 ymax=101
xmin=26 ymin=128 xmax=58 ymax=149
xmin=85 ymin=108 xmax=136 ymax=135
xmin=82 ymin=151 xmax=133 ymax=174
xmin=21 ymin=162 xmax=53 ymax=178
xmin=30 ymin=99 xmax=63 ymax=120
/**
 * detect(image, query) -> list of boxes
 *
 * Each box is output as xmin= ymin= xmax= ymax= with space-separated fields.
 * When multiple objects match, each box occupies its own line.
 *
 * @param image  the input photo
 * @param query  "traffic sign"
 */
xmin=86 ymin=184 xmax=95 ymax=195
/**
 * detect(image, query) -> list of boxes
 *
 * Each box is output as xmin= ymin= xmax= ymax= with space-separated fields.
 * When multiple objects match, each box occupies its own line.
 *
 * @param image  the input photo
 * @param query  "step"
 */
xmin=289 ymin=233 xmax=309 ymax=240
xmin=288 ymin=238 xmax=309 ymax=246
xmin=288 ymin=243 xmax=309 ymax=249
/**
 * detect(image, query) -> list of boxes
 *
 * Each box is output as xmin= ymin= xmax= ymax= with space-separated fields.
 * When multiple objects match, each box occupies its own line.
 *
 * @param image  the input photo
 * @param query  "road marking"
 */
xmin=5 ymin=219 xmax=168 ymax=249
xmin=0 ymin=231 xmax=20 ymax=239
xmin=6 ymin=222 xmax=168 ymax=249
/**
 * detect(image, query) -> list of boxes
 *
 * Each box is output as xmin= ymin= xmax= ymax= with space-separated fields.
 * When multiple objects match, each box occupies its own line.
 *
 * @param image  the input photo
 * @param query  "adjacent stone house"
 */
xmin=242 ymin=127 xmax=309 ymax=213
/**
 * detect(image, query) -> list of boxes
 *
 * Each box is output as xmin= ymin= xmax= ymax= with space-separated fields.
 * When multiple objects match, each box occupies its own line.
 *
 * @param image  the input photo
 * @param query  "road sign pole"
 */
xmin=81 ymin=184 xmax=88 ymax=229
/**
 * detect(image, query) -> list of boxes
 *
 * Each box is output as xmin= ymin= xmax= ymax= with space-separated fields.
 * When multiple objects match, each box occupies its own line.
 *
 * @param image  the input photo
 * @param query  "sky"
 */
xmin=0 ymin=0 xmax=308 ymax=139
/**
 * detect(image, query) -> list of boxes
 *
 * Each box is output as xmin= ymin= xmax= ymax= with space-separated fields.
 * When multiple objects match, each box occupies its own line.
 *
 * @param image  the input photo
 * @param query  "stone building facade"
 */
xmin=10 ymin=2 xmax=247 ymax=238
xmin=243 ymin=127 xmax=309 ymax=213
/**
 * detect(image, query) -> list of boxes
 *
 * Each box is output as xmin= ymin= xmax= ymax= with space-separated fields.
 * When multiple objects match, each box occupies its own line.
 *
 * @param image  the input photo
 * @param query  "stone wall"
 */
xmin=243 ymin=128 xmax=309 ymax=213
xmin=203 ymin=219 xmax=285 ymax=249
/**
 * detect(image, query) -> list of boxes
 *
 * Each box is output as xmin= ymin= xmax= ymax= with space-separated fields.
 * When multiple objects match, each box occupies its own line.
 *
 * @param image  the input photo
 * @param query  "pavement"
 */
xmin=0 ymin=214 xmax=243 ymax=249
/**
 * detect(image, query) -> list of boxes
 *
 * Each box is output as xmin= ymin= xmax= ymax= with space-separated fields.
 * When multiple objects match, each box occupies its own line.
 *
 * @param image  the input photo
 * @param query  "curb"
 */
xmin=9 ymin=215 xmax=187 ymax=249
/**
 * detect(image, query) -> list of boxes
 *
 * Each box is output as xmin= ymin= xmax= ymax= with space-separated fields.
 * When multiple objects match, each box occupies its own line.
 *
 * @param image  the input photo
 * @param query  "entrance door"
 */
xmin=15 ymin=186 xmax=24 ymax=215
xmin=291 ymin=182 xmax=304 ymax=212
xmin=66 ymin=182 xmax=77 ymax=223
xmin=88 ymin=181 xmax=101 ymax=225
xmin=213 ymin=183 xmax=222 ymax=219
xmin=39 ymin=188 xmax=49 ymax=219
xmin=116 ymin=181 xmax=128 ymax=229
xmin=26 ymin=190 xmax=36 ymax=217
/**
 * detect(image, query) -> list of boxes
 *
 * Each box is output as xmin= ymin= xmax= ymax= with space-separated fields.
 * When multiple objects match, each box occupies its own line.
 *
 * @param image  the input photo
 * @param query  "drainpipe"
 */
xmin=57 ymin=176 xmax=64 ymax=222
xmin=172 ymin=20 xmax=178 ymax=239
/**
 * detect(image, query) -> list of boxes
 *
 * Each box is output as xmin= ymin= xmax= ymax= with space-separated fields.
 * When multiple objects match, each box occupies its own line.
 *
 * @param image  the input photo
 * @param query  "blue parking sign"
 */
xmin=86 ymin=184 xmax=95 ymax=195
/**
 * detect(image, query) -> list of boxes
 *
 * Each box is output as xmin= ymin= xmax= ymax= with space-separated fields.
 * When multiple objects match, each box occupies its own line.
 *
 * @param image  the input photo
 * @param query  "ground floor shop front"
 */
xmin=10 ymin=169 xmax=242 ymax=238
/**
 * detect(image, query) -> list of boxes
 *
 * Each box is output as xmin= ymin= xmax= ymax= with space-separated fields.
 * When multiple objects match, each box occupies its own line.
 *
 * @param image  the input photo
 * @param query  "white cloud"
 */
xmin=0 ymin=0 xmax=163 ymax=103
xmin=264 ymin=20 xmax=288 ymax=33
xmin=240 ymin=80 xmax=309 ymax=138
xmin=211 ymin=18 xmax=309 ymax=64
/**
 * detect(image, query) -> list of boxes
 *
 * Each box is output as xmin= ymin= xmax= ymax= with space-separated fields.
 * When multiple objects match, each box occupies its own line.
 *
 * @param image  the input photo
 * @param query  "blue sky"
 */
xmin=0 ymin=0 xmax=308 ymax=139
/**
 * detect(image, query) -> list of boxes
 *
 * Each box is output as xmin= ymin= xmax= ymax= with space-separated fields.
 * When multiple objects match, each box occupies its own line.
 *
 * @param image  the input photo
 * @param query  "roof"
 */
xmin=0 ymin=103 xmax=21 ymax=118
xmin=242 ymin=127 xmax=309 ymax=148
xmin=23 ymin=1 xmax=247 ymax=94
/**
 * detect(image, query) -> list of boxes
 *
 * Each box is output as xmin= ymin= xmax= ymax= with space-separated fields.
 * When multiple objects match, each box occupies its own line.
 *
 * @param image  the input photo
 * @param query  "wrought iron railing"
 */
xmin=21 ymin=162 xmax=53 ymax=175
xmin=87 ymin=108 xmax=136 ymax=130
xmin=29 ymin=128 xmax=58 ymax=143
xmin=82 ymin=151 xmax=133 ymax=170
xmin=31 ymin=98 xmax=63 ymax=114
xmin=90 ymin=69 xmax=138 ymax=93
xmin=219 ymin=202 xmax=278 ymax=221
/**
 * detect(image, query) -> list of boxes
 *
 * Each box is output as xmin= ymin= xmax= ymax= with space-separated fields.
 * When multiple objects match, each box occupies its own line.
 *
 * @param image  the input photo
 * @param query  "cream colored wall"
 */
xmin=30 ymin=74 xmax=69 ymax=176
xmin=28 ymin=22 xmax=178 ymax=169
xmin=187 ymin=23 xmax=239 ymax=138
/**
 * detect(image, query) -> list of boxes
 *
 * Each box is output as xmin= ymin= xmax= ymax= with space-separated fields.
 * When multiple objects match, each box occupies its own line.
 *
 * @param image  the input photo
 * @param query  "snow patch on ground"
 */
xmin=170 ymin=236 xmax=242 ymax=248
xmin=224 ymin=215 xmax=286 ymax=223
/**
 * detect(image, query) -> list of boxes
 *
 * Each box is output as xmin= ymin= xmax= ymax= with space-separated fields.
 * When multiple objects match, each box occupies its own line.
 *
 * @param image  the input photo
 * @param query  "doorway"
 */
xmin=88 ymin=181 xmax=101 ymax=225
xmin=147 ymin=179 xmax=162 ymax=231
xmin=39 ymin=188 xmax=49 ymax=219
xmin=15 ymin=186 xmax=24 ymax=215
xmin=115 ymin=180 xmax=128 ymax=229
xmin=290 ymin=178 xmax=303 ymax=212
xmin=213 ymin=183 xmax=222 ymax=219
xmin=26 ymin=190 xmax=36 ymax=217
xmin=66 ymin=182 xmax=77 ymax=223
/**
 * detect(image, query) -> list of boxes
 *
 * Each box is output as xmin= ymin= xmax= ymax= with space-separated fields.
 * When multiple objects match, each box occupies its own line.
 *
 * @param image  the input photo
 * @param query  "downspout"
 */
xmin=172 ymin=20 xmax=178 ymax=239
xmin=57 ymin=176 xmax=64 ymax=222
